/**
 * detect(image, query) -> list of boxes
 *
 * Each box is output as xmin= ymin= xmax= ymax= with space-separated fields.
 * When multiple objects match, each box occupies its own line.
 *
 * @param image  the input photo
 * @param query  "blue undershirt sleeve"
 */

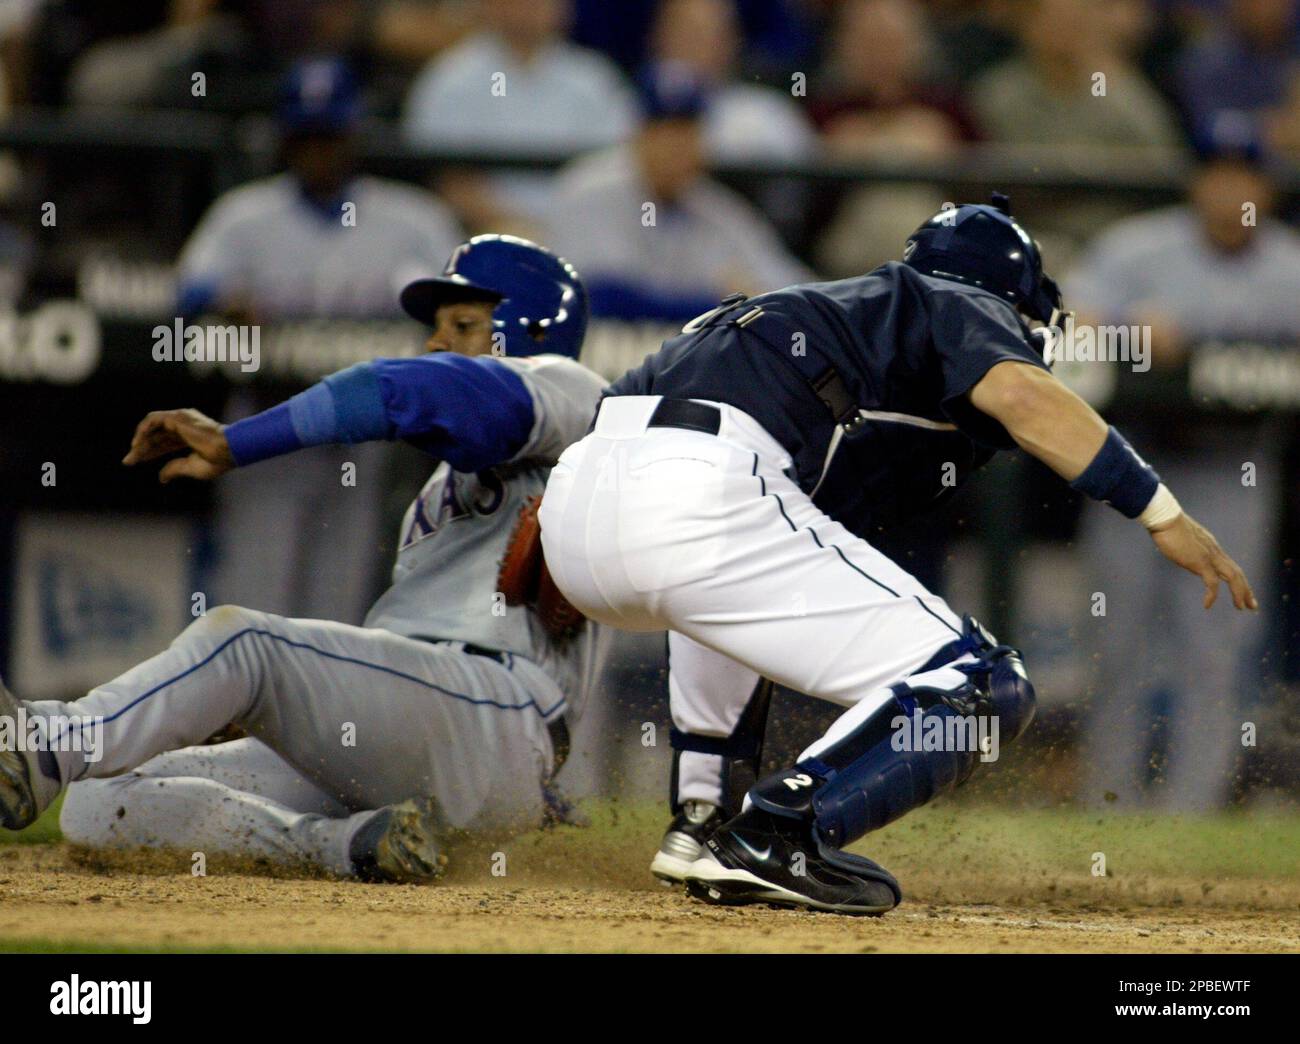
xmin=223 ymin=355 xmax=536 ymax=470
xmin=373 ymin=354 xmax=535 ymax=471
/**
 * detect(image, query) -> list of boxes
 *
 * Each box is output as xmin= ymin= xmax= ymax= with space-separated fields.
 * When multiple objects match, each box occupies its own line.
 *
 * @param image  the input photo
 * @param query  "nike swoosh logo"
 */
xmin=732 ymin=835 xmax=772 ymax=862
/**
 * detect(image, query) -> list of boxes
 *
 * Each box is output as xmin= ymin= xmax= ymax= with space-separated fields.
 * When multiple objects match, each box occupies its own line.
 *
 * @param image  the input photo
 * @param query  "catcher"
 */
xmin=0 ymin=236 xmax=617 ymax=882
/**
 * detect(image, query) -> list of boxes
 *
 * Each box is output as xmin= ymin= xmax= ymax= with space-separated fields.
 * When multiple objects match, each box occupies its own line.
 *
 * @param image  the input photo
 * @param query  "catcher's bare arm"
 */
xmin=969 ymin=359 xmax=1257 ymax=611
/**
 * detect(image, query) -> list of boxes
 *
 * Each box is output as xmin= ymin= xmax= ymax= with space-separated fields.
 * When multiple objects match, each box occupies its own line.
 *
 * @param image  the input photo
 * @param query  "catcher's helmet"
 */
xmin=400 ymin=235 xmax=588 ymax=359
xmin=903 ymin=193 xmax=1062 ymax=323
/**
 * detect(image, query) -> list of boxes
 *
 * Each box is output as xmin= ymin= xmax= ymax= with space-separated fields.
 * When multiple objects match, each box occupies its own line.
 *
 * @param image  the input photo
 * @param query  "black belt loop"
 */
xmin=682 ymin=291 xmax=750 ymax=332
xmin=460 ymin=641 xmax=507 ymax=665
xmin=648 ymin=398 xmax=721 ymax=435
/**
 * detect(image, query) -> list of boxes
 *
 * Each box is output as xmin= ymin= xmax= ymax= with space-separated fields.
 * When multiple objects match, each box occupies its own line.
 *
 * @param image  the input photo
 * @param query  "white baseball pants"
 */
xmin=539 ymin=396 xmax=965 ymax=805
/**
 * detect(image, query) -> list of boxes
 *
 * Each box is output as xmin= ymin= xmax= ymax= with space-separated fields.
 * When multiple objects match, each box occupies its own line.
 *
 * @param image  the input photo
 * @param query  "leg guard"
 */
xmin=748 ymin=616 xmax=1036 ymax=849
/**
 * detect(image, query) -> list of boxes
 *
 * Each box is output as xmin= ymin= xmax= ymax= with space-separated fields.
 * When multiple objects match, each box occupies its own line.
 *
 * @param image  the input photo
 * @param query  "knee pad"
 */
xmin=749 ymin=616 xmax=1036 ymax=849
xmin=974 ymin=643 xmax=1036 ymax=744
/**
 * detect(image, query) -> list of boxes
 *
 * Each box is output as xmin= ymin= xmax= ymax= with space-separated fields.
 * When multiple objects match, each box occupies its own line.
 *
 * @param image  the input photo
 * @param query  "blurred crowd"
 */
xmin=0 ymin=0 xmax=1298 ymax=810
xmin=0 ymin=0 xmax=1297 ymax=301
xmin=6 ymin=0 xmax=1300 ymax=153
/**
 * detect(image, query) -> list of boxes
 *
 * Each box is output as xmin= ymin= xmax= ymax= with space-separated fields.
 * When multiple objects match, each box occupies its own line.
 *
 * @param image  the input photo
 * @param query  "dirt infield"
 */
xmin=2 ymin=805 xmax=1298 ymax=953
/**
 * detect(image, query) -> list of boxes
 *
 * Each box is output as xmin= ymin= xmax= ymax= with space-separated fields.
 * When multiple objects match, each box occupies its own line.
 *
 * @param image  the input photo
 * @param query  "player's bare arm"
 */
xmin=969 ymin=359 xmax=1257 ymax=611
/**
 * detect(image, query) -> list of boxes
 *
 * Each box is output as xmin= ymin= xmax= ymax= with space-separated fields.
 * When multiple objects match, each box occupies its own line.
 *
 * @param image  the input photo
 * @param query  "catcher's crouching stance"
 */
xmin=0 ymin=236 xmax=611 ymax=882
xmin=540 ymin=197 xmax=1255 ymax=915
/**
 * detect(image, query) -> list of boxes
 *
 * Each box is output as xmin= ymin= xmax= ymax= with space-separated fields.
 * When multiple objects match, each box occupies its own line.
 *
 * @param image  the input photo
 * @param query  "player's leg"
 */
xmin=2 ymin=609 xmax=557 ymax=849
xmin=650 ymin=631 xmax=765 ymax=883
xmin=206 ymin=447 xmax=315 ymax=619
xmin=60 ymin=739 xmax=374 ymax=876
xmin=1156 ymin=451 xmax=1274 ymax=811
xmin=110 ymin=737 xmax=352 ymax=815
xmin=687 ymin=634 xmax=1035 ymax=914
xmin=1078 ymin=503 xmax=1170 ymax=807
xmin=299 ymin=443 xmax=390 ymax=624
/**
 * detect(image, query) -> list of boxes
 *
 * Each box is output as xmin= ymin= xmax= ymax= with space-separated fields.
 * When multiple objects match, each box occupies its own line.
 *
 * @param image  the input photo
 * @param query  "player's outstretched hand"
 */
xmin=122 ymin=408 xmax=235 ymax=484
xmin=1149 ymin=512 xmax=1257 ymax=611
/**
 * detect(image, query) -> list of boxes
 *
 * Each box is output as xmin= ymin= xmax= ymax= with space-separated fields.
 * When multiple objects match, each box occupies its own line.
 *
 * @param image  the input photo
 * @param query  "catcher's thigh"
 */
xmin=541 ymin=397 xmax=962 ymax=708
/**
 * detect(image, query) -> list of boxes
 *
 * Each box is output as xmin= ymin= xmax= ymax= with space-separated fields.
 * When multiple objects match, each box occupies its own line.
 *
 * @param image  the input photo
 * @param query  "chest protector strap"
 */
xmin=691 ymin=295 xmax=867 ymax=497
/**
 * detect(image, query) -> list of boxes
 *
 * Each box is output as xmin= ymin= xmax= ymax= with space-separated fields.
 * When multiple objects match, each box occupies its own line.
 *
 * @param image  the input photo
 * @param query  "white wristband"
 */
xmin=1138 ymin=483 xmax=1182 ymax=531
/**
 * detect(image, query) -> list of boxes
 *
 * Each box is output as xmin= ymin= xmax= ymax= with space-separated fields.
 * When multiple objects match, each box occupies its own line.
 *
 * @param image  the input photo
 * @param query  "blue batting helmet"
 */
xmin=903 ymin=193 xmax=1062 ymax=323
xmin=400 ymin=235 xmax=588 ymax=359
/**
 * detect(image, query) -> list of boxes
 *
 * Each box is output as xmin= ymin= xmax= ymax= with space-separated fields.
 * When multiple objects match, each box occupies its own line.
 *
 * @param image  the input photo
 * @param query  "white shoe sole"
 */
xmin=649 ymin=849 xmax=697 ymax=885
xmin=684 ymin=854 xmax=895 ymax=916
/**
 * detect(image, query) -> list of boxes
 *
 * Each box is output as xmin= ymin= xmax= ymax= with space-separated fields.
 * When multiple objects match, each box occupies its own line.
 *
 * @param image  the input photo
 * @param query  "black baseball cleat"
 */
xmin=683 ymin=808 xmax=902 ymax=916
xmin=349 ymin=798 xmax=449 ymax=884
xmin=650 ymin=800 xmax=725 ymax=885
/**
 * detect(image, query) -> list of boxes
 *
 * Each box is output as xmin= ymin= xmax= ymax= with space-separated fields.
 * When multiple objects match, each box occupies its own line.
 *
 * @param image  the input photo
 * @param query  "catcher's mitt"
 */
xmin=498 ymin=495 xmax=585 ymax=640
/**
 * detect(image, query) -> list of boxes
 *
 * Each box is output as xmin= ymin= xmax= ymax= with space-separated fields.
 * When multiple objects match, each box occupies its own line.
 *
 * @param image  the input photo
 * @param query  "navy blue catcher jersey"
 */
xmin=607 ymin=261 xmax=1051 ymax=534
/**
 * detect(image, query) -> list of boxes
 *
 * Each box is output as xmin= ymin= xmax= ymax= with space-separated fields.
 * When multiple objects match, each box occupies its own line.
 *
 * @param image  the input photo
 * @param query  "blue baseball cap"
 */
xmin=279 ymin=58 xmax=361 ymax=134
xmin=1192 ymin=109 xmax=1267 ymax=167
xmin=637 ymin=61 xmax=709 ymax=121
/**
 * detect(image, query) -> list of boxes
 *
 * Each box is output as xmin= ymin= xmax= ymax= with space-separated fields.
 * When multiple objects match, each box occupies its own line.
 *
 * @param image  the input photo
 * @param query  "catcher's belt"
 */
xmin=497 ymin=494 xmax=586 ymax=640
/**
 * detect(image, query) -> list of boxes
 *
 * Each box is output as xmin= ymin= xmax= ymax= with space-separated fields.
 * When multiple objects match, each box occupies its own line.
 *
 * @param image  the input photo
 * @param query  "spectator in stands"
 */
xmin=62 ymin=0 xmax=270 ymax=112
xmin=808 ymin=0 xmax=972 ymax=160
xmin=542 ymin=65 xmax=811 ymax=322
xmin=0 ymin=0 xmax=36 ymax=201
xmin=368 ymin=1 xmax=478 ymax=69
xmin=177 ymin=58 xmax=460 ymax=319
xmin=970 ymin=0 xmax=1184 ymax=148
xmin=0 ymin=0 xmax=35 ymax=100
xmin=566 ymin=0 xmax=822 ymax=78
xmin=647 ymin=0 xmax=818 ymax=163
xmin=810 ymin=0 xmax=966 ymax=276
xmin=401 ymin=0 xmax=637 ymax=234
xmin=926 ymin=0 xmax=1019 ymax=87
xmin=1066 ymin=113 xmax=1300 ymax=811
xmin=176 ymin=59 xmax=462 ymax=627
xmin=401 ymin=0 xmax=637 ymax=154
xmin=968 ymin=0 xmax=1185 ymax=259
xmin=0 ymin=216 xmax=30 ymax=304
xmin=1178 ymin=0 xmax=1300 ymax=156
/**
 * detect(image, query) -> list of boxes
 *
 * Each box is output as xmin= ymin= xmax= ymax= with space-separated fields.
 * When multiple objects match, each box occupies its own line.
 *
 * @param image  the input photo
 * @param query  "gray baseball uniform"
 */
xmin=47 ymin=354 xmax=615 ymax=874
